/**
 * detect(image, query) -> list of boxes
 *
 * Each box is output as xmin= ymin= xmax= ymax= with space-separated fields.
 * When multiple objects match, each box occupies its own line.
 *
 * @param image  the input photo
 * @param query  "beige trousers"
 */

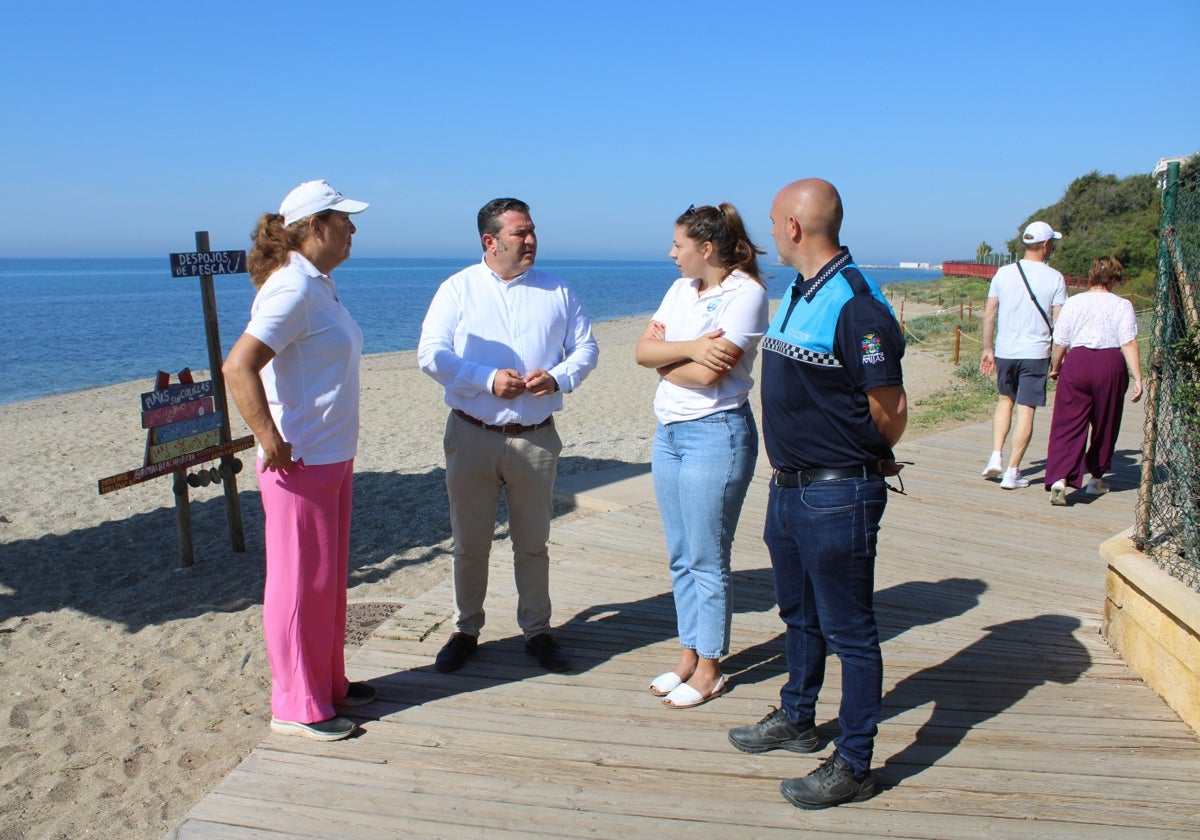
xmin=443 ymin=411 xmax=561 ymax=639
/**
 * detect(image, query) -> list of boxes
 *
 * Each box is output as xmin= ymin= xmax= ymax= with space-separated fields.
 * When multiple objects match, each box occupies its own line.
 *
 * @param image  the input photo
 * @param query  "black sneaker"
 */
xmin=524 ymin=633 xmax=569 ymax=672
xmin=728 ymin=706 xmax=820 ymax=754
xmin=780 ymin=752 xmax=876 ymax=809
xmin=435 ymin=632 xmax=478 ymax=672
xmin=335 ymin=681 xmax=377 ymax=707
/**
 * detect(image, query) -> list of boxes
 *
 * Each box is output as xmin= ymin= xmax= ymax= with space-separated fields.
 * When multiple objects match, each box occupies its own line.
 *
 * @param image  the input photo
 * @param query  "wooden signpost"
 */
xmin=97 ymin=232 xmax=254 ymax=567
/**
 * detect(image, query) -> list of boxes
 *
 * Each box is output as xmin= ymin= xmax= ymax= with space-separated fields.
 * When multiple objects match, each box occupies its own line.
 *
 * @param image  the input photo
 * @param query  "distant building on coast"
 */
xmin=1154 ymin=155 xmax=1195 ymax=189
xmin=899 ymin=261 xmax=932 ymax=270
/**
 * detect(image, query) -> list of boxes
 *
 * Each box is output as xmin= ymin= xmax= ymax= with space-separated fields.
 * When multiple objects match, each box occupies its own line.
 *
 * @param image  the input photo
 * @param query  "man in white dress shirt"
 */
xmin=418 ymin=198 xmax=599 ymax=673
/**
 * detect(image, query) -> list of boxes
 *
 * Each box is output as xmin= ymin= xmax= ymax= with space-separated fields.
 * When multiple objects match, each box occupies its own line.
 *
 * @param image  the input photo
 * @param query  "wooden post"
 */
xmin=968 ymin=300 xmax=973 ymax=320
xmin=1136 ymin=161 xmax=1178 ymax=546
xmin=194 ymin=231 xmax=246 ymax=553
xmin=959 ymin=301 xmax=964 ymax=320
xmin=173 ymin=469 xmax=195 ymax=567
xmin=954 ymin=324 xmax=962 ymax=365
xmin=1166 ymin=226 xmax=1199 ymax=327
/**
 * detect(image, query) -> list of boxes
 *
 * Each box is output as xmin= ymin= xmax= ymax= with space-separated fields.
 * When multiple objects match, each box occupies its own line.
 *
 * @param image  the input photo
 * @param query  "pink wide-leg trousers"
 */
xmin=258 ymin=458 xmax=354 ymax=723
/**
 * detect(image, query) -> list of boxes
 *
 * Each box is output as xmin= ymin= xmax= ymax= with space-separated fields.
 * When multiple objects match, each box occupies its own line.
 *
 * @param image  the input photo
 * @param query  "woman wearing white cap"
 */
xmin=223 ymin=180 xmax=371 ymax=741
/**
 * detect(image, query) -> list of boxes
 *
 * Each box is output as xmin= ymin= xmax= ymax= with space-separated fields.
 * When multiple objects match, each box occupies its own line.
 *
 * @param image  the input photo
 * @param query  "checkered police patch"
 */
xmin=763 ymin=336 xmax=841 ymax=367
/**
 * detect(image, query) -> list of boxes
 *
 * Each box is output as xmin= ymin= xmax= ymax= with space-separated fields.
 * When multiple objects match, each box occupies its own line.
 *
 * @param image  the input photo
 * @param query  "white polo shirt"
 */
xmin=245 ymin=252 xmax=363 ymax=465
xmin=650 ymin=269 xmax=769 ymax=424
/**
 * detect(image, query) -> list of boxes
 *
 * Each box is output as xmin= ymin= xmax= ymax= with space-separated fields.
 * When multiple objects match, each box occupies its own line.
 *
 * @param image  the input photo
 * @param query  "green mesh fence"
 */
xmin=1134 ymin=160 xmax=1200 ymax=591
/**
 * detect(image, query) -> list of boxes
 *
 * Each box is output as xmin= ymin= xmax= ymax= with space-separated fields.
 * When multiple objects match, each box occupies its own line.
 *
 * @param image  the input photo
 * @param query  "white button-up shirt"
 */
xmin=418 ymin=258 xmax=599 ymax=425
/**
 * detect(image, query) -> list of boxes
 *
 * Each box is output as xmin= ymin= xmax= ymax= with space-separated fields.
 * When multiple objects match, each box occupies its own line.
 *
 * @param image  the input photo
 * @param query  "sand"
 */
xmin=0 ymin=305 xmax=955 ymax=840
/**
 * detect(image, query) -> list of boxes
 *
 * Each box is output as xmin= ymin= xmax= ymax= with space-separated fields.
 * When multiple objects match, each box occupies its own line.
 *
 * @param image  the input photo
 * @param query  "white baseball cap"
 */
xmin=279 ymin=180 xmax=369 ymax=227
xmin=1022 ymin=221 xmax=1063 ymax=244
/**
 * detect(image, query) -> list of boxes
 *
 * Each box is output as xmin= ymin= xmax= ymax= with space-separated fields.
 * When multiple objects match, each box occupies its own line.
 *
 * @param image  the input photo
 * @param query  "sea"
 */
xmin=0 ymin=257 xmax=941 ymax=406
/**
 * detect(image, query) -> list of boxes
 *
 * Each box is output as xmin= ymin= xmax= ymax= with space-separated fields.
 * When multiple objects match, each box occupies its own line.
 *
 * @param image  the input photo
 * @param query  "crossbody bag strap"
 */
xmin=1015 ymin=260 xmax=1054 ymax=338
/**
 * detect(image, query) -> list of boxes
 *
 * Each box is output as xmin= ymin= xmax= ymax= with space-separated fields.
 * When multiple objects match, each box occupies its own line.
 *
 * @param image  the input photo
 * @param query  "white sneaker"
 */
xmin=1086 ymin=477 xmax=1110 ymax=495
xmin=1049 ymin=479 xmax=1069 ymax=506
xmin=1000 ymin=468 xmax=1029 ymax=490
xmin=982 ymin=458 xmax=1003 ymax=480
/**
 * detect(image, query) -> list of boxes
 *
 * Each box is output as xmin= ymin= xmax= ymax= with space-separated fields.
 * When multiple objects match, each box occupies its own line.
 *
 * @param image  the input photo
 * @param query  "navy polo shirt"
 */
xmin=761 ymin=249 xmax=905 ymax=471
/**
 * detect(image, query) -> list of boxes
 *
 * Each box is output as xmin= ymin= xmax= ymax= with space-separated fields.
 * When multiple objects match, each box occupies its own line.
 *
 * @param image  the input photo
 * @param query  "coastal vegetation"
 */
xmin=999 ymin=166 xmax=1185 ymax=299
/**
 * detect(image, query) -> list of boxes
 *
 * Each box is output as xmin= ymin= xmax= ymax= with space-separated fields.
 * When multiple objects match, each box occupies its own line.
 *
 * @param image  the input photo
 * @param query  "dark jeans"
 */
xmin=764 ymin=473 xmax=887 ymax=774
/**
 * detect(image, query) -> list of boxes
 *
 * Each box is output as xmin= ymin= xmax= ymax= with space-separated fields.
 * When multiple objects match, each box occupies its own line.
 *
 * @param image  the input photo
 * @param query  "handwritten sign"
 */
xmin=168 ymin=250 xmax=247 ymax=277
xmin=140 ymin=379 xmax=214 ymax=412
xmin=142 ymin=396 xmax=214 ymax=429
xmin=148 ymin=427 xmax=222 ymax=464
xmin=150 ymin=411 xmax=223 ymax=446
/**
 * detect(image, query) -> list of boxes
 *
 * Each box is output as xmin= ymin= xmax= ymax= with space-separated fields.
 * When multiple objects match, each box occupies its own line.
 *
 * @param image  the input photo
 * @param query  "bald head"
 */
xmin=778 ymin=179 xmax=843 ymax=240
xmin=770 ymin=178 xmax=844 ymax=274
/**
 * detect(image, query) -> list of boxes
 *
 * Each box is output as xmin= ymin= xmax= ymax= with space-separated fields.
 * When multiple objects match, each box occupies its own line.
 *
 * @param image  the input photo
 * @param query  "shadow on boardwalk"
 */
xmin=169 ymin=399 xmax=1200 ymax=839
xmin=879 ymin=613 xmax=1088 ymax=787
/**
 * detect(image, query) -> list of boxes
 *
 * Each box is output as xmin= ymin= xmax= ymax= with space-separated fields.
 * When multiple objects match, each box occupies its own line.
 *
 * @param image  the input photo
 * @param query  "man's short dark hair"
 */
xmin=477 ymin=198 xmax=530 ymax=240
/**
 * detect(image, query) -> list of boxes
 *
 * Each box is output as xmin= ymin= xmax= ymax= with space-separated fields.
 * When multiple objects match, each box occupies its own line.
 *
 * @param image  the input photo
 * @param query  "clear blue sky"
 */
xmin=3 ymin=1 xmax=1197 ymax=264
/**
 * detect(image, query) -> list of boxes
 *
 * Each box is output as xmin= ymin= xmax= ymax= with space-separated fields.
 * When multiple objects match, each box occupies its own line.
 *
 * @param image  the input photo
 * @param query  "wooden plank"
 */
xmin=168 ymin=399 xmax=1200 ymax=838
xmin=142 ymin=395 xmax=215 ymax=429
xmin=147 ymin=427 xmax=221 ymax=464
xmin=97 ymin=435 xmax=254 ymax=494
xmin=139 ymin=378 xmax=214 ymax=412
xmin=150 ymin=410 xmax=223 ymax=444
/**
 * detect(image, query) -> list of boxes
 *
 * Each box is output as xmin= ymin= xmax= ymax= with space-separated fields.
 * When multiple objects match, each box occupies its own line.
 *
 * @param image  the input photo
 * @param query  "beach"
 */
xmin=0 ymin=307 xmax=956 ymax=840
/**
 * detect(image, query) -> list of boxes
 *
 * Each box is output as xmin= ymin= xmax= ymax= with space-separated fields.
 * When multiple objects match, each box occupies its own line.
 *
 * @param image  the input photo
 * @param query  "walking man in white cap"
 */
xmin=979 ymin=221 xmax=1068 ymax=489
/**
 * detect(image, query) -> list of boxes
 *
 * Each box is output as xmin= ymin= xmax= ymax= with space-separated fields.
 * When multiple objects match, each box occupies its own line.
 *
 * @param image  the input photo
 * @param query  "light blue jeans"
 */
xmin=652 ymin=402 xmax=758 ymax=659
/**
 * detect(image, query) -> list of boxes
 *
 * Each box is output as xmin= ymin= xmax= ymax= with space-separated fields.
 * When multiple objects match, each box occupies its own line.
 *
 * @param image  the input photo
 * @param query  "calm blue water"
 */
xmin=0 ymin=258 xmax=940 ymax=405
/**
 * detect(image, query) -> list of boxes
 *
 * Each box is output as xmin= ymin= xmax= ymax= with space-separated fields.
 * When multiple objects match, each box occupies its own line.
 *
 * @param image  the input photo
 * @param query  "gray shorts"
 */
xmin=995 ymin=357 xmax=1049 ymax=407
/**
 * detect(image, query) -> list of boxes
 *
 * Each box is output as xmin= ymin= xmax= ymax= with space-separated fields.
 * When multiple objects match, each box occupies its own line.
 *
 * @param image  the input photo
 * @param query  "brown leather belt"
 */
xmin=453 ymin=409 xmax=553 ymax=435
xmin=774 ymin=462 xmax=883 ymax=488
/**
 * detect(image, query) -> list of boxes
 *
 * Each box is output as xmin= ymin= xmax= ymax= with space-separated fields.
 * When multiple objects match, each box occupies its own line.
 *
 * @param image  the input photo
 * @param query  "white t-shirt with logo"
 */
xmin=650 ymin=270 xmax=768 ymax=424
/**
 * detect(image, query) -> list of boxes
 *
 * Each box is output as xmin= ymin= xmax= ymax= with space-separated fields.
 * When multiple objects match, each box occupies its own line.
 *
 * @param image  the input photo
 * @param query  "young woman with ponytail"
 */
xmin=635 ymin=202 xmax=769 ymax=709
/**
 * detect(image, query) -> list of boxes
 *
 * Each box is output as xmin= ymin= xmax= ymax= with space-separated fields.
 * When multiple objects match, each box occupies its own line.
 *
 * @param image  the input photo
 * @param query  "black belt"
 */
xmin=774 ymin=462 xmax=882 ymax=488
xmin=453 ymin=409 xmax=553 ymax=435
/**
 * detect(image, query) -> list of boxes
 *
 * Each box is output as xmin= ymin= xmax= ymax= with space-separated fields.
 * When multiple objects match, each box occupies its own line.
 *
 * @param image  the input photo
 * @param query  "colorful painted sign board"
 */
xmin=150 ymin=411 xmax=222 ymax=445
xmin=98 ymin=369 xmax=254 ymax=494
xmin=141 ymin=396 xmax=215 ymax=429
xmin=140 ymin=379 xmax=214 ymax=412
xmin=148 ymin=427 xmax=222 ymax=464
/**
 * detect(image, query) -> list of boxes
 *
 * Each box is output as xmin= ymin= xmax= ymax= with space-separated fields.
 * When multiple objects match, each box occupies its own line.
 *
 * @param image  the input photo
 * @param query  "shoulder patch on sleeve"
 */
xmin=860 ymin=332 xmax=887 ymax=365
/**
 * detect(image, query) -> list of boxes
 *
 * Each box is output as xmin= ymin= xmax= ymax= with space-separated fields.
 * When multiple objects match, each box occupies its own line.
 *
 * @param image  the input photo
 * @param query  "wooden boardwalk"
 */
xmin=168 ymin=400 xmax=1200 ymax=839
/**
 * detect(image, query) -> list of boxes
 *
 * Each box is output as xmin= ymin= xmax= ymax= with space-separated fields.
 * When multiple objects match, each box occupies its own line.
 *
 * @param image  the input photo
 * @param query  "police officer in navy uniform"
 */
xmin=727 ymin=178 xmax=907 ymax=809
